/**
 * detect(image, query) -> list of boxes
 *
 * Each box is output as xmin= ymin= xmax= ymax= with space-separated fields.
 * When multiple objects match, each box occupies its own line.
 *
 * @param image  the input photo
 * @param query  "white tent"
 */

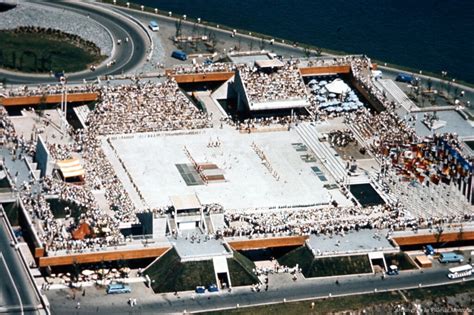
xmin=325 ymin=79 xmax=351 ymax=95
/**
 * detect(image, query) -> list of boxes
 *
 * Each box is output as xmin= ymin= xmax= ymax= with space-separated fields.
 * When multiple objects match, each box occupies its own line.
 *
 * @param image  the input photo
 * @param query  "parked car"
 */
xmin=425 ymin=244 xmax=435 ymax=255
xmin=195 ymin=286 xmax=206 ymax=294
xmin=438 ymin=252 xmax=464 ymax=264
xmin=171 ymin=50 xmax=187 ymax=61
xmin=386 ymin=265 xmax=399 ymax=276
xmin=106 ymin=283 xmax=131 ymax=294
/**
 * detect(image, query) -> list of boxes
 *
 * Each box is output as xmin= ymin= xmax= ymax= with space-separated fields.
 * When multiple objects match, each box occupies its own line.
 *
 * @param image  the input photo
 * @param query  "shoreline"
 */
xmin=108 ymin=0 xmax=473 ymax=88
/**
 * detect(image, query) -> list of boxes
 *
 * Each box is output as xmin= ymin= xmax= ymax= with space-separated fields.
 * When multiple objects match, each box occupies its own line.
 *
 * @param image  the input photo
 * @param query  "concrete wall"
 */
xmin=167 ymin=71 xmax=235 ymax=84
xmin=35 ymin=135 xmax=53 ymax=177
xmin=227 ymin=236 xmax=308 ymax=250
xmin=299 ymin=65 xmax=351 ymax=76
xmin=0 ymin=92 xmax=98 ymax=106
xmin=392 ymin=230 xmax=474 ymax=246
xmin=38 ymin=246 xmax=170 ymax=267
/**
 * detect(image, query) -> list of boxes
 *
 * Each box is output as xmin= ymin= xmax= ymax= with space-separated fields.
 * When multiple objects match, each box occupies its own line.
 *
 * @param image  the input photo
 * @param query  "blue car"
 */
xmin=171 ymin=50 xmax=187 ymax=61
xmin=195 ymin=286 xmax=205 ymax=294
xmin=425 ymin=244 xmax=435 ymax=255
xmin=395 ymin=73 xmax=414 ymax=83
xmin=208 ymin=284 xmax=219 ymax=292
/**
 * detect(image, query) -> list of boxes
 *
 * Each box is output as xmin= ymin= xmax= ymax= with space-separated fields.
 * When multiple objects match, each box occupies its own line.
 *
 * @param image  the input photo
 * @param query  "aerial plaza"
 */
xmin=0 ymin=1 xmax=473 ymax=314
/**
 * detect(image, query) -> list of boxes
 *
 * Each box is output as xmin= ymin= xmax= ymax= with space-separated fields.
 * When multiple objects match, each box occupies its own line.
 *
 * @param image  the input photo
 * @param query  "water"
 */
xmin=137 ymin=0 xmax=474 ymax=84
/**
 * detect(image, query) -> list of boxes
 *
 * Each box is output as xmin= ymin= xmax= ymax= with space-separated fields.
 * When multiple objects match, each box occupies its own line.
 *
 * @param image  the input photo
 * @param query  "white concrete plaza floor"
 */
xmin=106 ymin=127 xmax=331 ymax=210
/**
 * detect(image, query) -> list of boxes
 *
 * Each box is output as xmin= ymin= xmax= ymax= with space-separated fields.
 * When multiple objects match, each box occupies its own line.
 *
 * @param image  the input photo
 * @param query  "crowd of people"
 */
xmin=0 ymin=107 xmax=36 ymax=155
xmin=1 ymin=54 xmax=472 ymax=257
xmin=218 ymin=203 xmax=472 ymax=239
xmin=218 ymin=205 xmax=402 ymax=238
xmin=169 ymin=62 xmax=237 ymax=75
xmin=1 ymin=84 xmax=99 ymax=97
xmin=328 ymin=129 xmax=356 ymax=148
xmin=238 ymin=60 xmax=308 ymax=104
xmin=87 ymin=79 xmax=212 ymax=135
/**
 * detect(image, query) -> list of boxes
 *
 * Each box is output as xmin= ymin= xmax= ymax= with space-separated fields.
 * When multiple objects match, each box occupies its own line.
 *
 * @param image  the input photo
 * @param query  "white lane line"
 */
xmin=0 ymin=253 xmax=23 ymax=315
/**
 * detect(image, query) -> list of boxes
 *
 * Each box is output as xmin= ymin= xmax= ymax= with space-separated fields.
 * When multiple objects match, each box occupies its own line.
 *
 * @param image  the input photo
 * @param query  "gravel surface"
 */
xmin=0 ymin=1 xmax=112 ymax=56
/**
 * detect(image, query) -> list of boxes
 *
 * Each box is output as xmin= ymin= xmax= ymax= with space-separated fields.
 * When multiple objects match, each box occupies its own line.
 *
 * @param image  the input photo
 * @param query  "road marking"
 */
xmin=0 ymin=253 xmax=23 ymax=315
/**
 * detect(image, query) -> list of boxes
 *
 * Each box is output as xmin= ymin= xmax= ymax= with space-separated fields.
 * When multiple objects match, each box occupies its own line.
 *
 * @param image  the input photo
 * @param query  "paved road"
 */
xmin=46 ymin=267 xmax=471 ymax=314
xmin=0 ymin=215 xmax=42 ymax=314
xmin=0 ymin=0 xmax=149 ymax=84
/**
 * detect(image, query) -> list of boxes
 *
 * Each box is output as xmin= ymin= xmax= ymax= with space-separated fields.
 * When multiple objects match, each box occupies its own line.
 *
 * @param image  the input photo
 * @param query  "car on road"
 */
xmin=149 ymin=21 xmax=159 ymax=31
xmin=386 ymin=265 xmax=399 ymax=276
xmin=438 ymin=252 xmax=464 ymax=264
xmin=106 ymin=283 xmax=131 ymax=294
xmin=395 ymin=73 xmax=414 ymax=84
xmin=171 ymin=50 xmax=187 ymax=61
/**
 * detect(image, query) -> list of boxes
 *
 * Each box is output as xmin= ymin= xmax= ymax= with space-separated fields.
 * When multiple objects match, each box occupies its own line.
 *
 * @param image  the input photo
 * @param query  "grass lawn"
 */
xmin=144 ymin=248 xmax=216 ymax=293
xmin=278 ymin=246 xmax=314 ymax=273
xmin=278 ymin=246 xmax=372 ymax=278
xmin=0 ymin=30 xmax=105 ymax=73
xmin=227 ymin=251 xmax=259 ymax=287
xmin=307 ymin=255 xmax=372 ymax=277
xmin=2 ymin=202 xmax=19 ymax=226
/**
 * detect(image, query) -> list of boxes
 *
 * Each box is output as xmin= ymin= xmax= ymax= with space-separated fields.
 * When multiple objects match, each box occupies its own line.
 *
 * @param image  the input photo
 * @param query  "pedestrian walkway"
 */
xmin=377 ymin=79 xmax=419 ymax=112
xmin=194 ymin=91 xmax=227 ymax=124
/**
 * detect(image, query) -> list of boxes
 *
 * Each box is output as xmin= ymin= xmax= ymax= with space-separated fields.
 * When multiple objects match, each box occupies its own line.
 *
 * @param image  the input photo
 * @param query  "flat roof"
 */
xmin=255 ymin=59 xmax=284 ymax=69
xmin=170 ymin=194 xmax=202 ymax=211
xmin=249 ymin=99 xmax=310 ymax=111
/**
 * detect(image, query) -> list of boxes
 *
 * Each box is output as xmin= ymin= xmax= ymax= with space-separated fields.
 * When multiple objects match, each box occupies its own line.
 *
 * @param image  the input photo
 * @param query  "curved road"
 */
xmin=0 ymin=0 xmax=149 ymax=84
xmin=0 ymin=216 xmax=42 ymax=314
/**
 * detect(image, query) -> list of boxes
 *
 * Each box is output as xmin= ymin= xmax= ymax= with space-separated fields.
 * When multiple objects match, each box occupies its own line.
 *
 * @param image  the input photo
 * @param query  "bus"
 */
xmin=149 ymin=21 xmax=159 ymax=31
xmin=439 ymin=252 xmax=464 ymax=263
xmin=106 ymin=283 xmax=131 ymax=294
xmin=447 ymin=264 xmax=473 ymax=279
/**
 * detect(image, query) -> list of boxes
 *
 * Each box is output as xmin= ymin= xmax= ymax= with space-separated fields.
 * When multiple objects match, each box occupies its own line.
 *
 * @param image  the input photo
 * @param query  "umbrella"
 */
xmin=319 ymin=80 xmax=328 ymax=86
xmin=317 ymin=96 xmax=327 ymax=102
xmin=350 ymin=103 xmax=359 ymax=110
xmin=312 ymin=85 xmax=321 ymax=91
xmin=328 ymin=93 xmax=336 ymax=98
xmin=81 ymin=270 xmax=94 ymax=276
xmin=308 ymin=79 xmax=318 ymax=86
xmin=318 ymin=103 xmax=329 ymax=109
xmin=325 ymin=79 xmax=351 ymax=94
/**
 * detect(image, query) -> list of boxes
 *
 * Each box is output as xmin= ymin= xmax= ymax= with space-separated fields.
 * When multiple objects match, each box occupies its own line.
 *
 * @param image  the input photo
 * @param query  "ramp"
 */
xmin=194 ymin=91 xmax=227 ymax=123
xmin=213 ymin=256 xmax=232 ymax=288
xmin=73 ymin=105 xmax=90 ymax=129
xmin=210 ymin=213 xmax=226 ymax=231
xmin=378 ymin=79 xmax=419 ymax=112
xmin=153 ymin=216 xmax=168 ymax=238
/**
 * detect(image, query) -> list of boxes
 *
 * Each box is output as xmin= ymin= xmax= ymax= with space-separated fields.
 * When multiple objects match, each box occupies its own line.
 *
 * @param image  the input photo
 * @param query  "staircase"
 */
xmin=295 ymin=123 xmax=347 ymax=182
